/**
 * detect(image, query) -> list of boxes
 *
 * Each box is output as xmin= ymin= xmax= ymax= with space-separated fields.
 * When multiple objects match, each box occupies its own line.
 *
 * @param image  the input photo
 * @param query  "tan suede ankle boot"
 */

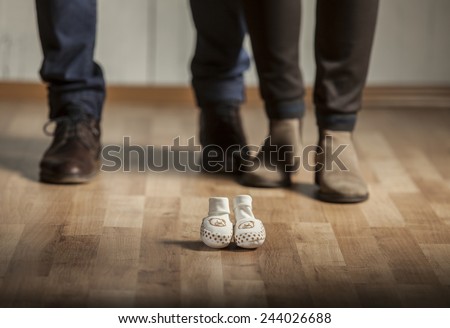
xmin=315 ymin=130 xmax=368 ymax=203
xmin=239 ymin=119 xmax=302 ymax=188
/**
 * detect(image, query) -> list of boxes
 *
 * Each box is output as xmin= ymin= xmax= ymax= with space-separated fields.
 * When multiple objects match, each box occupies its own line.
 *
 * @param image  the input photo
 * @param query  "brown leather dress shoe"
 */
xmin=200 ymin=104 xmax=248 ymax=174
xmin=39 ymin=108 xmax=101 ymax=184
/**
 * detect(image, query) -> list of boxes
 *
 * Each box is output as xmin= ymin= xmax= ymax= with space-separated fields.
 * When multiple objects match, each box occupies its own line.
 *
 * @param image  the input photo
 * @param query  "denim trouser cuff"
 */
xmin=192 ymin=78 xmax=245 ymax=109
xmin=48 ymin=88 xmax=105 ymax=120
xmin=316 ymin=112 xmax=357 ymax=131
xmin=265 ymin=99 xmax=305 ymax=120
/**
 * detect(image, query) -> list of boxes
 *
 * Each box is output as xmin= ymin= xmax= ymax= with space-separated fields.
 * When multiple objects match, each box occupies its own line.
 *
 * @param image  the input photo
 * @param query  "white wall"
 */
xmin=0 ymin=0 xmax=449 ymax=86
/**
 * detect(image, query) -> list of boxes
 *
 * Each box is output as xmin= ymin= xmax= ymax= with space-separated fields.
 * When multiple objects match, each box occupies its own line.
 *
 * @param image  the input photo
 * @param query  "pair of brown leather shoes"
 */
xmin=39 ymin=107 xmax=101 ymax=184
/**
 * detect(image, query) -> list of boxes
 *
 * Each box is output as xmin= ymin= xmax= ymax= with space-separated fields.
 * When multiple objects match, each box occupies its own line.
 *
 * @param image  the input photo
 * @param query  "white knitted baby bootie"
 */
xmin=200 ymin=197 xmax=233 ymax=248
xmin=233 ymin=195 xmax=266 ymax=249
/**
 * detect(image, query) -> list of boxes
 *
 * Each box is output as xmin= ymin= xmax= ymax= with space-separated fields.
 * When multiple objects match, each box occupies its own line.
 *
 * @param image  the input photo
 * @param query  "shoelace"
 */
xmin=43 ymin=114 xmax=100 ymax=150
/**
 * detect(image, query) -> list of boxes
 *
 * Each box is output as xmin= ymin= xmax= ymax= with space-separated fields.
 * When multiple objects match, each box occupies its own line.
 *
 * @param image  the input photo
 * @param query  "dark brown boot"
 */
xmin=200 ymin=104 xmax=248 ymax=174
xmin=40 ymin=107 xmax=101 ymax=184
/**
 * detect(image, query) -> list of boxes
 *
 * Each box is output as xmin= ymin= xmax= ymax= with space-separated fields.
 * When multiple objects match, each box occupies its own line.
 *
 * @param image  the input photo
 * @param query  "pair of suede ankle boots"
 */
xmin=201 ymin=110 xmax=368 ymax=203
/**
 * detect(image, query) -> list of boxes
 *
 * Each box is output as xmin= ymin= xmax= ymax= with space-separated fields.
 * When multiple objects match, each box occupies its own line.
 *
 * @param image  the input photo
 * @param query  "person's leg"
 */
xmin=36 ymin=0 xmax=105 ymax=119
xmin=314 ymin=0 xmax=379 ymax=202
xmin=242 ymin=0 xmax=304 ymax=120
xmin=314 ymin=0 xmax=379 ymax=131
xmin=190 ymin=0 xmax=250 ymax=173
xmin=36 ymin=0 xmax=105 ymax=118
xmin=190 ymin=0 xmax=248 ymax=109
xmin=36 ymin=0 xmax=104 ymax=183
xmin=239 ymin=0 xmax=303 ymax=187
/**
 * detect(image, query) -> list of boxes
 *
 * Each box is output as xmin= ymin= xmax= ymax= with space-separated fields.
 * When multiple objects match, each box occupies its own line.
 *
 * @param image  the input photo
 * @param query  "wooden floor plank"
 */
xmin=354 ymin=284 xmax=402 ymax=307
xmin=42 ymin=235 xmax=100 ymax=307
xmin=419 ymin=244 xmax=450 ymax=285
xmin=0 ymin=224 xmax=24 ymax=277
xmin=372 ymin=228 xmax=440 ymax=285
xmin=293 ymin=222 xmax=345 ymax=266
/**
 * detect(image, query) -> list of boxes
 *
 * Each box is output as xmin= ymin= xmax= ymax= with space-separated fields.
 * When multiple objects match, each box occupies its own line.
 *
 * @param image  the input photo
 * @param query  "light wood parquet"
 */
xmin=0 ymin=98 xmax=449 ymax=307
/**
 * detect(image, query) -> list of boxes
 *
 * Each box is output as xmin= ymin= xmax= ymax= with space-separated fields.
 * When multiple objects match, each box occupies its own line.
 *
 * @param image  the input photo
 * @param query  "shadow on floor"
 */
xmin=289 ymin=181 xmax=320 ymax=201
xmin=0 ymin=134 xmax=240 ymax=184
xmin=160 ymin=239 xmax=257 ymax=253
xmin=0 ymin=134 xmax=46 ymax=182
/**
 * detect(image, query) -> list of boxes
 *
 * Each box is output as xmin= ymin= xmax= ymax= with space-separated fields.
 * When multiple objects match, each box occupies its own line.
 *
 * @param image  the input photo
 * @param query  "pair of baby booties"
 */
xmin=200 ymin=195 xmax=266 ymax=249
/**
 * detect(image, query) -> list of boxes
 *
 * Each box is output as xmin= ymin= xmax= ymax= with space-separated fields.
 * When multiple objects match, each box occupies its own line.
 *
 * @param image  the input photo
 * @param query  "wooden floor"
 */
xmin=0 ymin=98 xmax=449 ymax=307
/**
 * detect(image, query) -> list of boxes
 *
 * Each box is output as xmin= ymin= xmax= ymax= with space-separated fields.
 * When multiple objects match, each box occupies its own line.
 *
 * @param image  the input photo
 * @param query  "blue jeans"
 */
xmin=190 ymin=0 xmax=305 ymax=121
xmin=36 ymin=0 xmax=105 ymax=119
xmin=36 ymin=0 xmax=305 ymax=121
